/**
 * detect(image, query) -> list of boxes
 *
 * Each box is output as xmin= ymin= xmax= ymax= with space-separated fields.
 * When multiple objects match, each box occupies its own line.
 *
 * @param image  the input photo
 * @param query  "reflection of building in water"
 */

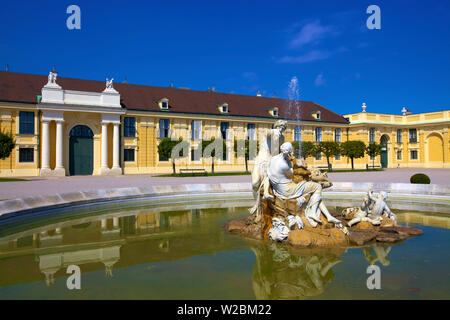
xmin=158 ymin=239 xmax=170 ymax=253
xmin=136 ymin=213 xmax=160 ymax=230
xmin=362 ymin=245 xmax=392 ymax=266
xmin=251 ymin=243 xmax=344 ymax=299
xmin=101 ymin=217 xmax=120 ymax=237
xmin=124 ymin=210 xmax=193 ymax=233
xmin=398 ymin=212 xmax=450 ymax=229
xmin=159 ymin=211 xmax=193 ymax=229
xmin=40 ymin=228 xmax=63 ymax=246
xmin=39 ymin=245 xmax=122 ymax=285
xmin=0 ymin=205 xmax=242 ymax=288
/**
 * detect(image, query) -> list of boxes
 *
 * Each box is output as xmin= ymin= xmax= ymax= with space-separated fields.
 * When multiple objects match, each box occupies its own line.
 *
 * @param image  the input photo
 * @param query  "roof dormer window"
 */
xmin=218 ymin=103 xmax=229 ymax=114
xmin=311 ymin=110 xmax=321 ymax=120
xmin=158 ymin=98 xmax=169 ymax=110
xmin=267 ymin=106 xmax=279 ymax=118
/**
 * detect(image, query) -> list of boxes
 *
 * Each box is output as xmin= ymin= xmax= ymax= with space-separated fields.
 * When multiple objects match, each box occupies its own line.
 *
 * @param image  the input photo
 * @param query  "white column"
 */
xmin=101 ymin=219 xmax=107 ymax=230
xmin=101 ymin=122 xmax=109 ymax=173
xmin=112 ymin=123 xmax=120 ymax=169
xmin=55 ymin=120 xmax=65 ymax=173
xmin=41 ymin=120 xmax=51 ymax=174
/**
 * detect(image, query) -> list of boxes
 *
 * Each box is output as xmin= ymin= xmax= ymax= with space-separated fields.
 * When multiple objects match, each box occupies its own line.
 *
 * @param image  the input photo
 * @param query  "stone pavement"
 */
xmin=0 ymin=168 xmax=448 ymax=200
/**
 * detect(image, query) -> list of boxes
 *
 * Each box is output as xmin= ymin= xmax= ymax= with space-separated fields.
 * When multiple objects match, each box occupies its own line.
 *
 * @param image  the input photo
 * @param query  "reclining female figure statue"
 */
xmin=267 ymin=142 xmax=341 ymax=228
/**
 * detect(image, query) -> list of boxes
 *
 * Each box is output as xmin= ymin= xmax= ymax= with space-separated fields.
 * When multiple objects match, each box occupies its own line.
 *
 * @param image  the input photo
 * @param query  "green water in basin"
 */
xmin=0 ymin=200 xmax=449 ymax=299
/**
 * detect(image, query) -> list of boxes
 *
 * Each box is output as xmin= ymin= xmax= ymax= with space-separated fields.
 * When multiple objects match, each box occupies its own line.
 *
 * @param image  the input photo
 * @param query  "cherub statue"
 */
xmin=343 ymin=190 xmax=396 ymax=227
xmin=367 ymin=191 xmax=396 ymax=221
xmin=343 ymin=206 xmax=382 ymax=227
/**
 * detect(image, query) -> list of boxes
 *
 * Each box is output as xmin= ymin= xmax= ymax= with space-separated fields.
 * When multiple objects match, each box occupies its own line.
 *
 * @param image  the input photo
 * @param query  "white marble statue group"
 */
xmin=250 ymin=120 xmax=347 ymax=241
xmin=47 ymin=71 xmax=57 ymax=84
xmin=342 ymin=190 xmax=396 ymax=227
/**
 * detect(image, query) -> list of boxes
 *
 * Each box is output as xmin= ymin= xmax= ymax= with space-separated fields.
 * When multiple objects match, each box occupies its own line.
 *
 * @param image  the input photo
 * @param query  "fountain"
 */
xmin=0 ymin=201 xmax=446 ymax=299
xmin=227 ymin=76 xmax=423 ymax=247
xmin=226 ymin=141 xmax=423 ymax=248
xmin=287 ymin=76 xmax=302 ymax=158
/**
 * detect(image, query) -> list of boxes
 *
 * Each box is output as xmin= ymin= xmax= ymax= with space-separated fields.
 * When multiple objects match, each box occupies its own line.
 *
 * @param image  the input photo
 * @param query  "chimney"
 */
xmin=361 ymin=102 xmax=367 ymax=112
xmin=256 ymin=90 xmax=262 ymax=97
xmin=169 ymin=81 xmax=174 ymax=88
xmin=211 ymin=85 xmax=216 ymax=92
xmin=123 ymin=77 xmax=128 ymax=84
xmin=5 ymin=64 xmax=8 ymax=72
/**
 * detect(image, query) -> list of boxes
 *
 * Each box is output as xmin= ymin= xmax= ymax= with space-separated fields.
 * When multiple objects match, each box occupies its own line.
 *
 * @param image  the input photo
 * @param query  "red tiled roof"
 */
xmin=0 ymin=71 xmax=348 ymax=123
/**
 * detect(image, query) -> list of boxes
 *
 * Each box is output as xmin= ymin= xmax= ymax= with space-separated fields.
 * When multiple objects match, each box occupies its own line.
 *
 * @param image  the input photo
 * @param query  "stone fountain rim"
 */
xmin=0 ymin=182 xmax=448 ymax=222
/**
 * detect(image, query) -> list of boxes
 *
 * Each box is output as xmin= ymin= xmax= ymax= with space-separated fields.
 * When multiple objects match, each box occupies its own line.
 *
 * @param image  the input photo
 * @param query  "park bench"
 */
xmin=316 ymin=164 xmax=332 ymax=171
xmin=366 ymin=164 xmax=382 ymax=170
xmin=179 ymin=168 xmax=208 ymax=176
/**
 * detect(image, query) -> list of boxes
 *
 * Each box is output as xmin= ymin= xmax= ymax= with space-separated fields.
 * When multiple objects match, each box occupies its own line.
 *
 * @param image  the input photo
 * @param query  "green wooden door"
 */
xmin=380 ymin=136 xmax=388 ymax=168
xmin=69 ymin=126 xmax=94 ymax=175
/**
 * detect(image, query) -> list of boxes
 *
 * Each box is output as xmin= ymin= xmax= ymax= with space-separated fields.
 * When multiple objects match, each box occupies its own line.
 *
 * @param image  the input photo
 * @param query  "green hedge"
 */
xmin=410 ymin=173 xmax=431 ymax=184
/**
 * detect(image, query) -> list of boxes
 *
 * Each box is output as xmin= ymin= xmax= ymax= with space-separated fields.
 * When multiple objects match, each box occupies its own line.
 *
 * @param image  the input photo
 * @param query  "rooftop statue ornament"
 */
xmin=48 ymin=71 xmax=57 ymax=84
xmin=45 ymin=71 xmax=60 ymax=88
xmin=106 ymin=78 xmax=114 ymax=90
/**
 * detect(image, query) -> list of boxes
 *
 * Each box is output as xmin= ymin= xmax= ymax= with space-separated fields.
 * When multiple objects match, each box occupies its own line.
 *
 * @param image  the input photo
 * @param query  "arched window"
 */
xmin=70 ymin=125 xmax=93 ymax=137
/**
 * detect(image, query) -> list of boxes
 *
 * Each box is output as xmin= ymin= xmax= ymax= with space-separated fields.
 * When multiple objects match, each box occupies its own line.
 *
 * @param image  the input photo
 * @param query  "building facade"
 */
xmin=0 ymin=71 xmax=448 ymax=177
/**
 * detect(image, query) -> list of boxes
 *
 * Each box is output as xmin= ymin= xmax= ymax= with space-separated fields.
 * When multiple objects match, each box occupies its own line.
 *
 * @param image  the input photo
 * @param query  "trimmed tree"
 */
xmin=366 ymin=142 xmax=382 ymax=168
xmin=292 ymin=141 xmax=317 ymax=159
xmin=0 ymin=131 xmax=15 ymax=160
xmin=341 ymin=140 xmax=366 ymax=170
xmin=234 ymin=139 xmax=258 ymax=172
xmin=157 ymin=137 xmax=183 ymax=174
xmin=316 ymin=141 xmax=341 ymax=171
xmin=202 ymin=138 xmax=227 ymax=173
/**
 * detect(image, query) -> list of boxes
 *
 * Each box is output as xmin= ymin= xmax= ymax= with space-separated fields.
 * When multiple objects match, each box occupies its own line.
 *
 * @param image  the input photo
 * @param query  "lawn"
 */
xmin=155 ymin=172 xmax=251 ymax=177
xmin=156 ymin=168 xmax=383 ymax=177
xmin=323 ymin=169 xmax=384 ymax=173
xmin=0 ymin=178 xmax=29 ymax=182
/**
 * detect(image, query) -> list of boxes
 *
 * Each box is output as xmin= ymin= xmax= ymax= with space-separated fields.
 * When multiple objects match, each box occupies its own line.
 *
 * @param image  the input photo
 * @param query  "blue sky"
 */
xmin=1 ymin=0 xmax=449 ymax=115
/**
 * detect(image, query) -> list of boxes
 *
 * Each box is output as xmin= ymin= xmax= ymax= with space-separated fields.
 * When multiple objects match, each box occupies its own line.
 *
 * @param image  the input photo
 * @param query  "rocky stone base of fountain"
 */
xmin=225 ymin=194 xmax=423 ymax=248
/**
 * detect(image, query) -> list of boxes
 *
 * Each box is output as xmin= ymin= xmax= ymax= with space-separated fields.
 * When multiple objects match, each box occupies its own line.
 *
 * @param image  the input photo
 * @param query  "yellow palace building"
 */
xmin=0 ymin=70 xmax=448 ymax=177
